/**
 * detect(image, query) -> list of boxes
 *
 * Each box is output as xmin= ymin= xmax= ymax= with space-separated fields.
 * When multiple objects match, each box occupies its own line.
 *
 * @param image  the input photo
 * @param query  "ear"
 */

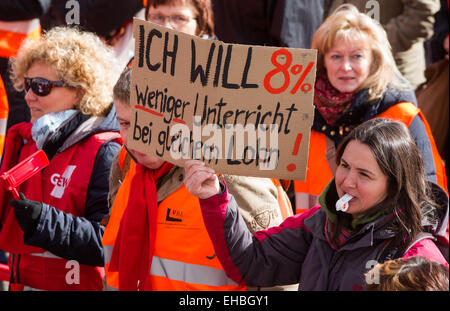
xmin=73 ymin=88 xmax=86 ymax=109
xmin=75 ymin=88 xmax=85 ymax=102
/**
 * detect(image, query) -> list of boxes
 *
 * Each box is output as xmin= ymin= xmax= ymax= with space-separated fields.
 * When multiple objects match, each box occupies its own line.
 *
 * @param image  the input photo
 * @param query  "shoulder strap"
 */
xmin=403 ymin=232 xmax=436 ymax=255
xmin=376 ymin=101 xmax=419 ymax=126
xmin=379 ymin=232 xmax=436 ymax=263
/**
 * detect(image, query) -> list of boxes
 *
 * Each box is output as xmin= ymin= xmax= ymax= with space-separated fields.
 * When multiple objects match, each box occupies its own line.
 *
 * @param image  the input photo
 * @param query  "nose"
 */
xmin=24 ymin=88 xmax=37 ymax=102
xmin=340 ymin=58 xmax=352 ymax=72
xmin=341 ymin=170 xmax=357 ymax=189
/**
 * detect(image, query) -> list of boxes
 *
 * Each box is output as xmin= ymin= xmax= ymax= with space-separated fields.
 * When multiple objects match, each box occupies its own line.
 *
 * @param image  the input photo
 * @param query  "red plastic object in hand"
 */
xmin=0 ymin=263 xmax=9 ymax=282
xmin=0 ymin=150 xmax=49 ymax=199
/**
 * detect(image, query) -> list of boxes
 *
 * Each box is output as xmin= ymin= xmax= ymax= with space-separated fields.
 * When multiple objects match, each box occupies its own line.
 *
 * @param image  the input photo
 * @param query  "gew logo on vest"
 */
xmin=50 ymin=165 xmax=77 ymax=198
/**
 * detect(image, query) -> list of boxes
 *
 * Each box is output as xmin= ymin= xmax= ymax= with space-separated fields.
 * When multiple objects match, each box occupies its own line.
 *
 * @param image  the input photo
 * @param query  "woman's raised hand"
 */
xmin=184 ymin=160 xmax=220 ymax=199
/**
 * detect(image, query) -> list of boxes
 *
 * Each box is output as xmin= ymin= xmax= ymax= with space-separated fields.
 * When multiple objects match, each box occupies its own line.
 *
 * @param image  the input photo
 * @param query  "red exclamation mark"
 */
xmin=286 ymin=133 xmax=303 ymax=172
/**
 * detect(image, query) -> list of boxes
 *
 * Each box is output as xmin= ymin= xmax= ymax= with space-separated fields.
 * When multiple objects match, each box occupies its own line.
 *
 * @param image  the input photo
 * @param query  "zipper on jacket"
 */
xmin=327 ymin=250 xmax=344 ymax=288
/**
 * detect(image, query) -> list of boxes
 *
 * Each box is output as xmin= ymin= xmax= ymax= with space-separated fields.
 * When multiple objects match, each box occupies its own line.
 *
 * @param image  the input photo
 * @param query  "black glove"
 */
xmin=10 ymin=193 xmax=43 ymax=233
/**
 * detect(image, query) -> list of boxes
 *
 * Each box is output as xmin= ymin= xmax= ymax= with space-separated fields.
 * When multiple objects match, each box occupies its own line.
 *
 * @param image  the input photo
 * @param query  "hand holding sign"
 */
xmin=183 ymin=160 xmax=220 ymax=200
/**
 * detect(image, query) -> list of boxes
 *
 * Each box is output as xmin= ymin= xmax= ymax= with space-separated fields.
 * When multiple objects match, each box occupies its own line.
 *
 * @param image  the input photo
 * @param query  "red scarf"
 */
xmin=109 ymin=161 xmax=174 ymax=291
xmin=314 ymin=75 xmax=355 ymax=126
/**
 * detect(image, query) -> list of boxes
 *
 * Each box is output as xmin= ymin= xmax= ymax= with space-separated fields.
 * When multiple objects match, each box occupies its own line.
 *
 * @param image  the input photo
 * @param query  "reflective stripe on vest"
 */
xmin=150 ymin=256 xmax=238 ymax=287
xmin=0 ymin=19 xmax=41 ymax=58
xmin=151 ymin=185 xmax=245 ymax=290
xmin=0 ymin=77 xmax=8 ymax=163
xmin=30 ymin=251 xmax=62 ymax=259
xmin=16 ymin=253 xmax=104 ymax=291
xmin=294 ymin=101 xmax=448 ymax=202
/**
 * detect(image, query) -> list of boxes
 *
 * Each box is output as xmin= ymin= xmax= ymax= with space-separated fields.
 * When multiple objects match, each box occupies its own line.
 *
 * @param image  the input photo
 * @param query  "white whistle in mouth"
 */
xmin=336 ymin=194 xmax=353 ymax=212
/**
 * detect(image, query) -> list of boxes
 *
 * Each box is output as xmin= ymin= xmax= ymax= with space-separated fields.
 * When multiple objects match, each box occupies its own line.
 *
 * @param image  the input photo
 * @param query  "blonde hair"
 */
xmin=312 ymin=4 xmax=408 ymax=100
xmin=366 ymin=256 xmax=449 ymax=291
xmin=10 ymin=27 xmax=121 ymax=116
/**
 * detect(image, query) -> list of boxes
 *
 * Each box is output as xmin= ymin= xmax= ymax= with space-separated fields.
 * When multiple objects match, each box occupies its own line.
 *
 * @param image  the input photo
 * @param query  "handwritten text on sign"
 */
xmin=128 ymin=19 xmax=316 ymax=180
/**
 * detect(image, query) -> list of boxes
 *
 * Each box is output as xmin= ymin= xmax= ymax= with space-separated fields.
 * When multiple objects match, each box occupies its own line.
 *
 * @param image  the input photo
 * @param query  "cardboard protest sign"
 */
xmin=128 ymin=18 xmax=316 ymax=180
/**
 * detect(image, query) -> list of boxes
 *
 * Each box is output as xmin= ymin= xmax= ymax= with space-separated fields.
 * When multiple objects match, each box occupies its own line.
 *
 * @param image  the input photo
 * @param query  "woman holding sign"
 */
xmin=184 ymin=118 xmax=448 ymax=290
xmin=293 ymin=4 xmax=447 ymax=211
xmin=103 ymin=0 xmax=295 ymax=291
xmin=0 ymin=27 xmax=122 ymax=290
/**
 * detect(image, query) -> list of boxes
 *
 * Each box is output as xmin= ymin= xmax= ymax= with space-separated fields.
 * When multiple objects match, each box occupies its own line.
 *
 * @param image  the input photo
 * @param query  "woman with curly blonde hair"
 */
xmin=0 ymin=27 xmax=122 ymax=290
xmin=11 ymin=26 xmax=120 ymax=117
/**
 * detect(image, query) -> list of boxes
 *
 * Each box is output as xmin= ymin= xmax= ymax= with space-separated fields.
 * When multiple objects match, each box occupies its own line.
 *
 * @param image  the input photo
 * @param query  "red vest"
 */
xmin=0 ymin=127 xmax=120 ymax=290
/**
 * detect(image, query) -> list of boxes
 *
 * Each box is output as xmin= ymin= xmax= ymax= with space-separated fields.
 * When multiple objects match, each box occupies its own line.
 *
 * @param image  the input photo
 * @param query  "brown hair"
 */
xmin=145 ymin=0 xmax=214 ymax=37
xmin=366 ymin=256 xmax=449 ymax=291
xmin=333 ymin=119 xmax=439 ymax=251
xmin=113 ymin=67 xmax=132 ymax=105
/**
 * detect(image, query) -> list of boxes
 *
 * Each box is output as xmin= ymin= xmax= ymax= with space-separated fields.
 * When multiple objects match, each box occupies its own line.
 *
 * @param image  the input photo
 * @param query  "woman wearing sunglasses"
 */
xmin=0 ymin=27 xmax=122 ymax=290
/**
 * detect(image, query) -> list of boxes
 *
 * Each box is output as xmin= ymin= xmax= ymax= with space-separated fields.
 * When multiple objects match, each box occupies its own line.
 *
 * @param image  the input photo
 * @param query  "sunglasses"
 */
xmin=24 ymin=77 xmax=65 ymax=97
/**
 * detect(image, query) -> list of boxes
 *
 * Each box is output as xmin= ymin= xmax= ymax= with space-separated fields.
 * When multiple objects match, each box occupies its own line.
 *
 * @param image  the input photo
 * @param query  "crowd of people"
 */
xmin=0 ymin=0 xmax=448 ymax=291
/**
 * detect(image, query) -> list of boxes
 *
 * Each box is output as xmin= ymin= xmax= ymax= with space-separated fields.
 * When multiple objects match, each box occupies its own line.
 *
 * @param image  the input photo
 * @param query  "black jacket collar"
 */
xmin=312 ymin=87 xmax=417 ymax=146
xmin=42 ymin=105 xmax=119 ymax=160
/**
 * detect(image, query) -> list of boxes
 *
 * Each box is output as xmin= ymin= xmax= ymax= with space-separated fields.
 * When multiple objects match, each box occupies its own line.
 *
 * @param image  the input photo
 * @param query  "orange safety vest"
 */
xmin=0 ymin=19 xmax=41 ymax=58
xmin=0 ymin=77 xmax=7 ymax=163
xmin=103 ymin=147 xmax=245 ymax=291
xmin=102 ymin=148 xmax=136 ymax=291
xmin=271 ymin=178 xmax=294 ymax=219
xmin=294 ymin=102 xmax=448 ymax=202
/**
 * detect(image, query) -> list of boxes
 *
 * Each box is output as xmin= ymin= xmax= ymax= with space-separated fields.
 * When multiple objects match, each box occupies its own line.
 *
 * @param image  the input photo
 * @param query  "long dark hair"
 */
xmin=333 ymin=119 xmax=439 ymax=251
xmin=145 ymin=0 xmax=214 ymax=37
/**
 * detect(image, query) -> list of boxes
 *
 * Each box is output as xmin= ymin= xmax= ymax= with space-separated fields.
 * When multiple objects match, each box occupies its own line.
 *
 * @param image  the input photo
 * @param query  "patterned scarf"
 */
xmin=314 ymin=74 xmax=355 ymax=126
xmin=324 ymin=217 xmax=352 ymax=250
